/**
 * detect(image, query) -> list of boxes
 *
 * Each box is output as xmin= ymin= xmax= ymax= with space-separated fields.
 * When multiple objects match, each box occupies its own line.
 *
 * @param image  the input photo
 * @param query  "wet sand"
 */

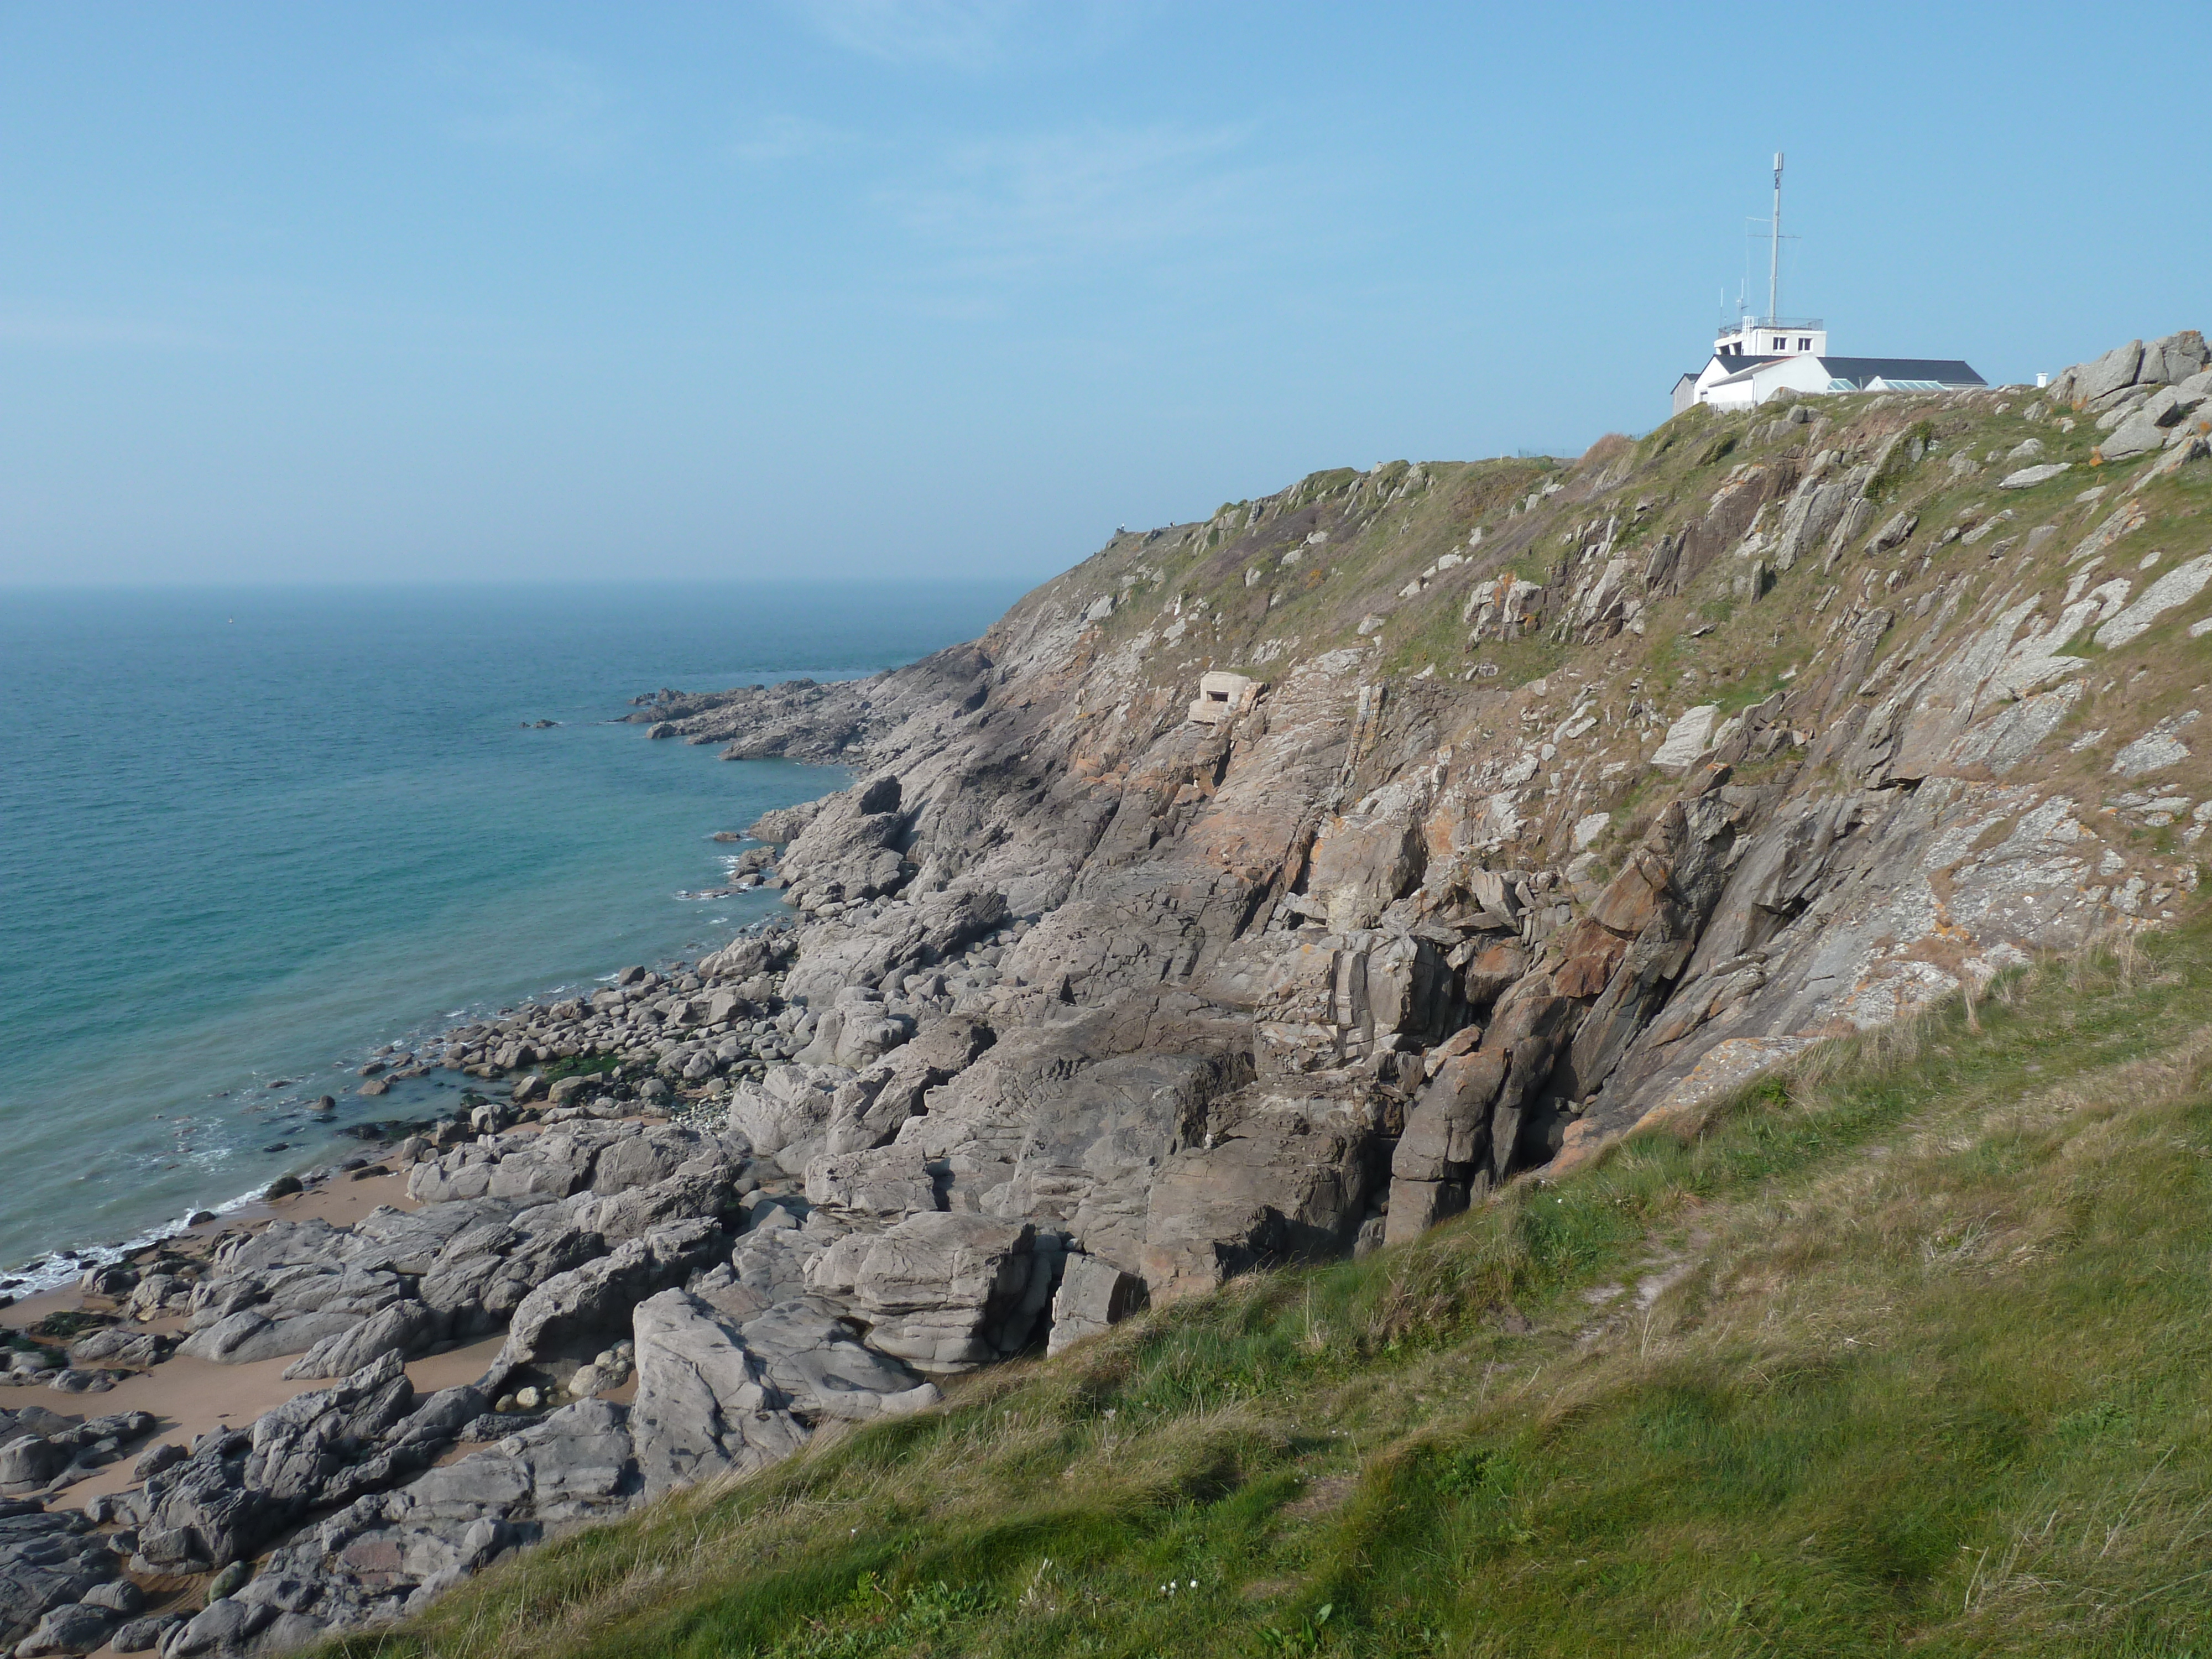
xmin=1 ymin=1121 xmax=675 ymax=1657
xmin=0 ymin=1166 xmax=462 ymax=1506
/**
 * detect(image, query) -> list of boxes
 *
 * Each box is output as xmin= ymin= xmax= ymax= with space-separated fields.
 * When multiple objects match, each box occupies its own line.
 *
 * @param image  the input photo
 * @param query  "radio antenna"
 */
xmin=1768 ymin=152 xmax=1783 ymax=324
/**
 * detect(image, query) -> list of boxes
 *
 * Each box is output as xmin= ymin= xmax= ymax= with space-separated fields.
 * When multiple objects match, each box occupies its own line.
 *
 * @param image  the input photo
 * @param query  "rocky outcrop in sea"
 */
xmin=6 ymin=331 xmax=2212 ymax=1656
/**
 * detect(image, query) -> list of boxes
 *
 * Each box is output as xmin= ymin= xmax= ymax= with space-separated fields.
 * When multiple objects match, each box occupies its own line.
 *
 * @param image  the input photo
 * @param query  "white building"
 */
xmin=1671 ymin=156 xmax=1985 ymax=414
xmin=1673 ymin=323 xmax=1986 ymax=415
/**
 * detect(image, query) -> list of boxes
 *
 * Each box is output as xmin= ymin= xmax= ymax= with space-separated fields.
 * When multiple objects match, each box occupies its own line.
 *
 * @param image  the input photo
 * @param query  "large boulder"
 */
xmin=281 ymin=1299 xmax=445 ymax=1381
xmin=1306 ymin=810 xmax=1426 ymax=932
xmin=416 ymin=1209 xmax=608 ymax=1340
xmin=234 ymin=1399 xmax=639 ymax=1638
xmin=0 ymin=1434 xmax=69 ymax=1491
xmin=242 ymin=1349 xmax=416 ymax=1508
xmin=567 ymin=1155 xmax=747 ymax=1243
xmin=1140 ymin=1086 xmax=1381 ymax=1301
xmin=178 ymin=1220 xmax=415 ymax=1366
xmin=2140 ymin=329 xmax=2210 ymax=387
xmin=727 ymin=1066 xmax=840 ymax=1168
xmin=2071 ymin=338 xmax=2144 ymax=403
xmin=176 ymin=1305 xmax=372 ymax=1366
xmin=142 ymin=1352 xmax=421 ymax=1569
xmin=628 ymin=1290 xmax=811 ymax=1500
xmin=1046 ymin=1253 xmax=1148 ymax=1355
xmin=804 ymin=1146 xmax=938 ymax=1220
xmin=1386 ymin=1048 xmax=1507 ymax=1245
xmin=15 ymin=1599 xmax=120 ymax=1656
xmin=798 ymin=988 xmax=915 ymax=1070
xmin=0 ymin=1511 xmax=119 ymax=1650
xmin=733 ymin=1300 xmax=938 ymax=1421
xmin=484 ymin=1219 xmax=725 ymax=1393
xmin=823 ymin=1014 xmax=994 ymax=1156
xmin=845 ymin=1212 xmax=1045 ymax=1374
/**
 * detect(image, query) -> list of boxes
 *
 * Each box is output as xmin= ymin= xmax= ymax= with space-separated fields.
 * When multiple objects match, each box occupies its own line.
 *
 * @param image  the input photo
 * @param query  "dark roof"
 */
xmin=1815 ymin=356 xmax=1986 ymax=388
xmin=1704 ymin=352 xmax=1782 ymax=373
xmin=1702 ymin=353 xmax=1784 ymax=385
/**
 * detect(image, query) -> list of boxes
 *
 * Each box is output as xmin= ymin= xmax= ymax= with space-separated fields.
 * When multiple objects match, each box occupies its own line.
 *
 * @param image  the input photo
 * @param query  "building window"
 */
xmin=1799 ymin=337 xmax=1812 ymax=351
xmin=1770 ymin=336 xmax=1785 ymax=350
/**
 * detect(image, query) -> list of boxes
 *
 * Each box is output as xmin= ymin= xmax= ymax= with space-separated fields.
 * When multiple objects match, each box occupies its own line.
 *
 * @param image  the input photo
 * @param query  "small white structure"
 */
xmin=1187 ymin=671 xmax=1261 ymax=725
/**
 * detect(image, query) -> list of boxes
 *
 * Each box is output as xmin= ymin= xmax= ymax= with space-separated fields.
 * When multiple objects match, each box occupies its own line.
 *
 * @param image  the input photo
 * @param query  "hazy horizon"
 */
xmin=6 ymin=1 xmax=2208 ymax=589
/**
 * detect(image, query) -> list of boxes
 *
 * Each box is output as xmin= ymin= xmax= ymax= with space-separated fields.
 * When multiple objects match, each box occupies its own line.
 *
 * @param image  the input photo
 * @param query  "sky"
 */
xmin=4 ymin=2 xmax=2208 ymax=588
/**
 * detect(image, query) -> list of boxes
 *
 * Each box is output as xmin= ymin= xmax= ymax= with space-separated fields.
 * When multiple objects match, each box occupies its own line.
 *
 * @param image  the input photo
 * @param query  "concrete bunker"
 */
xmin=1187 ymin=671 xmax=1261 ymax=725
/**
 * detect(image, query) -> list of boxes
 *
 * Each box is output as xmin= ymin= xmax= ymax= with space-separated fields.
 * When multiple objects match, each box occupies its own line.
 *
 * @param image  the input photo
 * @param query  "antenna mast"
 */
xmin=1768 ymin=152 xmax=1783 ymax=324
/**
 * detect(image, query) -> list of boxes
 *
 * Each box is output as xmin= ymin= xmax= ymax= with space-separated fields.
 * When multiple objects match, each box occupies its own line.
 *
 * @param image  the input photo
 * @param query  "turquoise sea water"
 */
xmin=0 ymin=582 xmax=1021 ymax=1284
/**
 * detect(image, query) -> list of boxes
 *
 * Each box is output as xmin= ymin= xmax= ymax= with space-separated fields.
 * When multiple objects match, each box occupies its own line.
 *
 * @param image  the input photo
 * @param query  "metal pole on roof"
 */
xmin=1769 ymin=152 xmax=1783 ymax=327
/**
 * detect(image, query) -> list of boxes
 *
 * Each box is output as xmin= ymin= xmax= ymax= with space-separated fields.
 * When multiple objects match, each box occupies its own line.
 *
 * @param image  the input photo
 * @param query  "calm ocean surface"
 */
xmin=0 ymin=582 xmax=1022 ymax=1284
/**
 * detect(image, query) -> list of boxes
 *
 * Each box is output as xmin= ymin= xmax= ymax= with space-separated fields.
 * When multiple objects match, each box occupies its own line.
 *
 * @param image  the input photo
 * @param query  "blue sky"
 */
xmin=4 ymin=2 xmax=2206 ymax=587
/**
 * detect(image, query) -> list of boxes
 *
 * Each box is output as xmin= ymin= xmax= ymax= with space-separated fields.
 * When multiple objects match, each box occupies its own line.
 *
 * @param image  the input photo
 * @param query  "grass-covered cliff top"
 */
xmin=961 ymin=375 xmax=2212 ymax=903
xmin=330 ymin=914 xmax=2212 ymax=1658
xmin=1020 ymin=383 xmax=2210 ymax=717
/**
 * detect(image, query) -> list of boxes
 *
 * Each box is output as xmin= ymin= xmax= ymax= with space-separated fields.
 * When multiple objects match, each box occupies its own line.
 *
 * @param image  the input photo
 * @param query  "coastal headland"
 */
xmin=5 ymin=332 xmax=2212 ymax=1656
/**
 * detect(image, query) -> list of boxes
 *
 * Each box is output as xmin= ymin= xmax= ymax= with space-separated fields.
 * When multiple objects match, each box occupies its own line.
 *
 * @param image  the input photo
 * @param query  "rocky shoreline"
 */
xmin=0 ymin=736 xmax=1070 ymax=1658
xmin=6 ymin=330 xmax=2212 ymax=1657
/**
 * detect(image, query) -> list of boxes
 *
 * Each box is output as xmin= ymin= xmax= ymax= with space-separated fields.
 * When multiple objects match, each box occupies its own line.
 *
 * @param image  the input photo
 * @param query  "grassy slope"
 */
xmin=332 ymin=920 xmax=2212 ymax=1659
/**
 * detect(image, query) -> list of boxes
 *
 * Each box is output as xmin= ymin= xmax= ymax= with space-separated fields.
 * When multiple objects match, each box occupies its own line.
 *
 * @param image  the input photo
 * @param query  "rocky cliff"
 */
xmin=655 ymin=328 xmax=2212 ymax=1288
xmin=6 ymin=332 xmax=2210 ymax=1658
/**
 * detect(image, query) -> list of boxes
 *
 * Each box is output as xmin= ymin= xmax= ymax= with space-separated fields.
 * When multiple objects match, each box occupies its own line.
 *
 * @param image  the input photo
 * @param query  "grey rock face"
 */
xmin=628 ymin=1290 xmax=811 ymax=1499
xmin=175 ymin=1217 xmax=424 ymax=1369
xmin=142 ymin=1352 xmax=419 ymax=1569
xmin=109 ymin=1611 xmax=184 ymax=1652
xmin=737 ymin=1298 xmax=939 ymax=1420
xmin=0 ymin=1435 xmax=69 ymax=1490
xmin=64 ymin=1327 xmax=166 ymax=1370
xmin=16 ymin=1598 xmax=118 ymax=1655
xmin=727 ymin=1066 xmax=839 ymax=1168
xmin=2139 ymin=328 xmax=2210 ymax=387
xmin=1046 ymin=1254 xmax=1147 ymax=1355
xmin=415 ymin=1208 xmax=606 ymax=1340
xmin=484 ymin=1218 xmax=724 ymax=1391
xmin=1141 ymin=1086 xmax=1381 ymax=1300
xmin=822 ymin=1015 xmax=994 ymax=1156
xmin=0 ymin=1511 xmax=118 ymax=1650
xmin=280 ymin=1299 xmax=444 ymax=1381
xmin=2073 ymin=338 xmax=2145 ymax=403
xmin=242 ymin=1349 xmax=417 ymax=1509
xmin=844 ymin=1212 xmax=1042 ymax=1373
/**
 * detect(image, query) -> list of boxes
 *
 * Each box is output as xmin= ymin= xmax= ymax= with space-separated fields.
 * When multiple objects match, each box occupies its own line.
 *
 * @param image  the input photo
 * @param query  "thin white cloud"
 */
xmin=789 ymin=0 xmax=1028 ymax=70
xmin=884 ymin=122 xmax=1272 ymax=279
xmin=729 ymin=114 xmax=855 ymax=165
xmin=430 ymin=39 xmax=618 ymax=168
xmin=0 ymin=309 xmax=223 ymax=350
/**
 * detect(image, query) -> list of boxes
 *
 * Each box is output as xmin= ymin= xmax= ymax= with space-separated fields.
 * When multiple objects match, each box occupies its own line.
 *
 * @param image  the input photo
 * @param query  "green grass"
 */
xmin=320 ymin=919 xmax=2212 ymax=1658
xmin=538 ymin=1053 xmax=622 ymax=1084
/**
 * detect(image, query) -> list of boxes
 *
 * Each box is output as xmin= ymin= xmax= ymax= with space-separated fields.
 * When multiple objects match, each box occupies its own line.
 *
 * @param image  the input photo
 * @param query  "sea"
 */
xmin=0 ymin=581 xmax=1024 ymax=1288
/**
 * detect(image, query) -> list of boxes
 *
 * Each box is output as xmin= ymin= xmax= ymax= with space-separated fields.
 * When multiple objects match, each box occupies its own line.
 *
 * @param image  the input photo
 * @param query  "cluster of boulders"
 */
xmin=0 ymin=1109 xmax=977 ymax=1654
xmin=6 ymin=1316 xmax=175 ymax=1395
xmin=419 ymin=872 xmax=1026 ymax=1108
xmin=2051 ymin=331 xmax=2212 ymax=463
